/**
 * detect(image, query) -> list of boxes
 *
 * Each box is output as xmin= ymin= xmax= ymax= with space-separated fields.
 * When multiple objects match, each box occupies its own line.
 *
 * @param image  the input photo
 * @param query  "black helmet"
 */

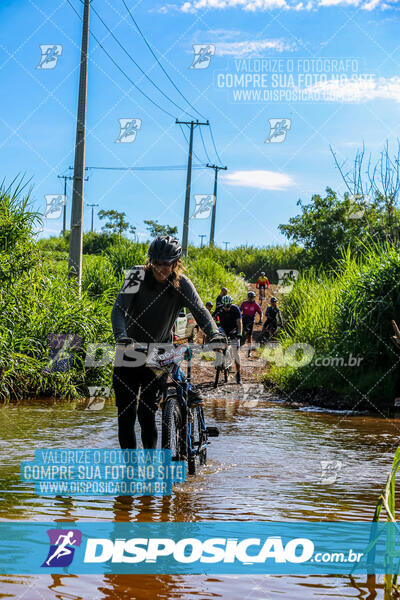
xmin=148 ymin=236 xmax=182 ymax=263
xmin=247 ymin=291 xmax=256 ymax=298
xmin=270 ymin=296 xmax=277 ymax=303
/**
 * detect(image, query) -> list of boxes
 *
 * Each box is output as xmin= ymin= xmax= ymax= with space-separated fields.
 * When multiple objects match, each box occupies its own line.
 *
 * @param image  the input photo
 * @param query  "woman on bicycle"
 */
xmin=240 ymin=291 xmax=262 ymax=357
xmin=111 ymin=235 xmax=224 ymax=450
xmin=261 ymin=296 xmax=283 ymax=340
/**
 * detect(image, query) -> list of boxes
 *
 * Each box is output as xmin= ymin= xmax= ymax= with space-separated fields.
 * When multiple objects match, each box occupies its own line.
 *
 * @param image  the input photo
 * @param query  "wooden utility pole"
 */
xmin=87 ymin=203 xmax=99 ymax=232
xmin=57 ymin=174 xmax=73 ymax=235
xmin=206 ymin=163 xmax=227 ymax=246
xmin=176 ymin=119 xmax=209 ymax=255
xmin=68 ymin=0 xmax=90 ymax=291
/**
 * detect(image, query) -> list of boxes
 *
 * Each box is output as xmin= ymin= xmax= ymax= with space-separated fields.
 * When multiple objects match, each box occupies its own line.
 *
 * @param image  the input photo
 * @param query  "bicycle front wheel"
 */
xmin=161 ymin=394 xmax=186 ymax=461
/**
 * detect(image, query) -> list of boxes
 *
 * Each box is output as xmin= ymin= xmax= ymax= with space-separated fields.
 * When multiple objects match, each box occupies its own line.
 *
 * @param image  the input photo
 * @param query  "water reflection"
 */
xmin=0 ymin=396 xmax=398 ymax=598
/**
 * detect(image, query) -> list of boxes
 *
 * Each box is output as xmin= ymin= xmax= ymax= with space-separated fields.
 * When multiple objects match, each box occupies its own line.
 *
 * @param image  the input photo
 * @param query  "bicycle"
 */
xmin=157 ymin=346 xmax=219 ymax=476
xmin=258 ymin=322 xmax=281 ymax=346
xmin=258 ymin=286 xmax=266 ymax=303
xmin=213 ymin=333 xmax=238 ymax=388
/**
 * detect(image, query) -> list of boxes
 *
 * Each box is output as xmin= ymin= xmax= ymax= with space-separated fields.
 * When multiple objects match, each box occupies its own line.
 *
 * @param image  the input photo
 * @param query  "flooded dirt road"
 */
xmin=1 ymin=382 xmax=399 ymax=599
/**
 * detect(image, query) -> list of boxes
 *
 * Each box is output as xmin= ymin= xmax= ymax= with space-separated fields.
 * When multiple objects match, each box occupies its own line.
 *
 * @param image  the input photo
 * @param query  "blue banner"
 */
xmin=0 ymin=522 xmax=399 ymax=574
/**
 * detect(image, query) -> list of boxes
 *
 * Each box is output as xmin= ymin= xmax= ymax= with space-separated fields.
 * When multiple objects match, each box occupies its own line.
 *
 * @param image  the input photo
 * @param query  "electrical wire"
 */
xmin=66 ymin=0 xmax=176 ymax=119
xmin=178 ymin=123 xmax=204 ymax=164
xmin=90 ymin=4 xmax=197 ymax=120
xmin=120 ymin=0 xmax=208 ymax=121
xmin=85 ymin=164 xmax=206 ymax=171
xmin=209 ymin=123 xmax=223 ymax=166
xmin=199 ymin=125 xmax=211 ymax=164
xmin=67 ymin=0 xmax=224 ymax=171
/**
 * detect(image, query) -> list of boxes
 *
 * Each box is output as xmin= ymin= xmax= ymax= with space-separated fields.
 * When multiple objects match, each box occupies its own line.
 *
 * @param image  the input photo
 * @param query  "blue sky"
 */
xmin=0 ymin=0 xmax=399 ymax=247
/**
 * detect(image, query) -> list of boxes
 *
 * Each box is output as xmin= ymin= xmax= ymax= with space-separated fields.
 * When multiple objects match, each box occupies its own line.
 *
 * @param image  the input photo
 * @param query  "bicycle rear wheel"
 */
xmin=161 ymin=394 xmax=186 ymax=460
xmin=188 ymin=405 xmax=208 ymax=474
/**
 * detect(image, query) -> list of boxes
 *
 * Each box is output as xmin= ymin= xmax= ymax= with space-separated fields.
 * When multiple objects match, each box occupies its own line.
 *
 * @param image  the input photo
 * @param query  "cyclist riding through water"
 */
xmin=213 ymin=295 xmax=243 ymax=383
xmin=111 ymin=235 xmax=225 ymax=450
xmin=240 ymin=291 xmax=262 ymax=357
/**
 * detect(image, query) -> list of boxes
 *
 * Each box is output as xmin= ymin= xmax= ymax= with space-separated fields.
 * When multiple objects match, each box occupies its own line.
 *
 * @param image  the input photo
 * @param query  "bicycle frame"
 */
xmin=162 ymin=350 xmax=218 ymax=473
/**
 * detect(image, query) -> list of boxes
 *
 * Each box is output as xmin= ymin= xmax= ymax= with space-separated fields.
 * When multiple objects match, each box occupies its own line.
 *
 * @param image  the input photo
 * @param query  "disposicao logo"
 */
xmin=41 ymin=529 xmax=82 ymax=567
xmin=83 ymin=536 xmax=315 ymax=564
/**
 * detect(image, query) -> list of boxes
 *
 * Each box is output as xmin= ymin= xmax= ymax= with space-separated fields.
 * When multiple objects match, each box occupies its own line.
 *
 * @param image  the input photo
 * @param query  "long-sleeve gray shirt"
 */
xmin=111 ymin=267 xmax=219 ymax=344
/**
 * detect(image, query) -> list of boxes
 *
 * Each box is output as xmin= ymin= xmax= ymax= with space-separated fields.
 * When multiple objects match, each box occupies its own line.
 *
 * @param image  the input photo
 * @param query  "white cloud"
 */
xmin=222 ymin=169 xmax=294 ymax=190
xmin=216 ymin=39 xmax=296 ymax=55
xmin=319 ymin=0 xmax=360 ymax=6
xmin=303 ymin=75 xmax=400 ymax=103
xmin=172 ymin=0 xmax=394 ymax=10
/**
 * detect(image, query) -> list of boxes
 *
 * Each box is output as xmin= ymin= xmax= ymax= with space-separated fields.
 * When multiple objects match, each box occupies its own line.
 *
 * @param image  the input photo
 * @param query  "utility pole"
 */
xmin=223 ymin=241 xmax=230 ymax=251
xmin=57 ymin=174 xmax=73 ymax=235
xmin=207 ymin=163 xmax=227 ymax=247
xmin=198 ymin=234 xmax=206 ymax=248
xmin=87 ymin=203 xmax=99 ymax=232
xmin=68 ymin=0 xmax=90 ymax=292
xmin=176 ymin=119 xmax=209 ymax=256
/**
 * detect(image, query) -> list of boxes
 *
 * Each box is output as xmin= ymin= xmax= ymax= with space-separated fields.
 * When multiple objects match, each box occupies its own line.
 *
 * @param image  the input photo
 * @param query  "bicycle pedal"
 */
xmin=206 ymin=426 xmax=220 ymax=437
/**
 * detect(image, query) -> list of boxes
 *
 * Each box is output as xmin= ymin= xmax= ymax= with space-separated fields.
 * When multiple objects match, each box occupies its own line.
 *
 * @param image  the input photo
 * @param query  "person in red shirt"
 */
xmin=240 ymin=291 xmax=262 ymax=357
xmin=256 ymin=272 xmax=270 ymax=302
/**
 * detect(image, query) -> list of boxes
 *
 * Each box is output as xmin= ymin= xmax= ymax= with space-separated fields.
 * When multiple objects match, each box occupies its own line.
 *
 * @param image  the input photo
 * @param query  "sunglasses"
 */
xmin=151 ymin=261 xmax=172 ymax=267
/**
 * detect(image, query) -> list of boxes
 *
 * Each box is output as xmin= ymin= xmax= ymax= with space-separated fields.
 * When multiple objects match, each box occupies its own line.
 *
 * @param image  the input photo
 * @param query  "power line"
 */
xmin=85 ymin=164 xmax=206 ymax=171
xmin=120 ymin=0 xmax=207 ymax=121
xmin=199 ymin=125 xmax=211 ymax=164
xmin=178 ymin=123 xmax=203 ymax=165
xmin=209 ymin=123 xmax=223 ymax=166
xmin=90 ymin=4 xmax=197 ymax=120
xmin=66 ymin=0 xmax=176 ymax=119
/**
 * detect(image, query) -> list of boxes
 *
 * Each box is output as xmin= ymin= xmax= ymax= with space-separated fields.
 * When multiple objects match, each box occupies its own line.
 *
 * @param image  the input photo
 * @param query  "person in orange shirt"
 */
xmin=256 ymin=272 xmax=269 ymax=302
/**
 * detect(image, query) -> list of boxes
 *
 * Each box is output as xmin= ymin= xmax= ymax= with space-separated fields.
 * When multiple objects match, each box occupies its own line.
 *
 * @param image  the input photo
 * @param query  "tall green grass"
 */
xmin=2 ymin=185 xmax=251 ymax=401
xmin=188 ymin=243 xmax=302 ymax=282
xmin=265 ymin=243 xmax=400 ymax=408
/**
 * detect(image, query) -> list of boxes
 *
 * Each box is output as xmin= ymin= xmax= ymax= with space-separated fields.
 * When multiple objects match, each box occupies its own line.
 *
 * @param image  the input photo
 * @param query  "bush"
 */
xmin=266 ymin=243 xmax=400 ymax=409
xmin=188 ymin=244 xmax=302 ymax=283
xmin=0 ymin=178 xmax=41 ymax=283
xmin=104 ymin=238 xmax=148 ymax=276
xmin=184 ymin=255 xmax=248 ymax=306
xmin=82 ymin=255 xmax=119 ymax=300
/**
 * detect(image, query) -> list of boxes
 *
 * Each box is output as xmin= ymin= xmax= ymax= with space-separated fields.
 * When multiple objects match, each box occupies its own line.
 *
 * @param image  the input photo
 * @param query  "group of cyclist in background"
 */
xmin=202 ymin=273 xmax=283 ymax=384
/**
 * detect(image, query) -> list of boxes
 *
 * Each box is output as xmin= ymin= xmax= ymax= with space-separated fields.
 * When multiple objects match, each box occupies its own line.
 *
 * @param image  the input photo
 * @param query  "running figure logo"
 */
xmin=44 ymin=195 xmax=66 ymax=219
xmin=348 ymin=194 xmax=371 ymax=219
xmin=320 ymin=460 xmax=342 ymax=484
xmin=265 ymin=119 xmax=291 ymax=143
xmin=122 ymin=266 xmax=145 ymax=293
xmin=191 ymin=195 xmax=215 ymax=219
xmin=189 ymin=45 xmax=216 ymax=69
xmin=42 ymin=529 xmax=82 ymax=567
xmin=276 ymin=269 xmax=299 ymax=294
xmin=115 ymin=119 xmax=141 ymax=143
xmin=37 ymin=45 xmax=62 ymax=69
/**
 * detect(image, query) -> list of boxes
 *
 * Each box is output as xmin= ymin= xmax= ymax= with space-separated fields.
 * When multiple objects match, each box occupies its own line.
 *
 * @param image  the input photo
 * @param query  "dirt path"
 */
xmin=192 ymin=282 xmax=281 ymax=392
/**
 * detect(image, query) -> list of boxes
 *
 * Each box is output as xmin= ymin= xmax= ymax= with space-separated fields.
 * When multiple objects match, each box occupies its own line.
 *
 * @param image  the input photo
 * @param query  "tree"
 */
xmin=144 ymin=219 xmax=178 ymax=238
xmin=330 ymin=140 xmax=400 ymax=243
xmin=278 ymin=188 xmax=379 ymax=268
xmin=98 ymin=210 xmax=132 ymax=236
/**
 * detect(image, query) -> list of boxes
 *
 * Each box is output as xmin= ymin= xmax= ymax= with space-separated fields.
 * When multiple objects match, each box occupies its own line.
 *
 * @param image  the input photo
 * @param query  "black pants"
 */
xmin=113 ymin=363 xmax=166 ymax=449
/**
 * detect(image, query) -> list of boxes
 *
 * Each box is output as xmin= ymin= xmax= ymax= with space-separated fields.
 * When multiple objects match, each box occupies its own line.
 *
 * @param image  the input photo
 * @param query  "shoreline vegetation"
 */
xmin=2 ymin=174 xmax=400 ymax=413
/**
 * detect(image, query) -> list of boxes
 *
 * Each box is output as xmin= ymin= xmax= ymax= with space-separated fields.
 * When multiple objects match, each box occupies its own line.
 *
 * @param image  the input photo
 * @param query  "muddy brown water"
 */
xmin=1 ymin=380 xmax=400 ymax=600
